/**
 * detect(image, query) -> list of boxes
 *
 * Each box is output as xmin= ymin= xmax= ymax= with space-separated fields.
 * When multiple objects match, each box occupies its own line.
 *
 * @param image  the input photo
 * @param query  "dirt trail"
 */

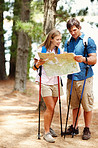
xmin=0 ymin=80 xmax=98 ymax=148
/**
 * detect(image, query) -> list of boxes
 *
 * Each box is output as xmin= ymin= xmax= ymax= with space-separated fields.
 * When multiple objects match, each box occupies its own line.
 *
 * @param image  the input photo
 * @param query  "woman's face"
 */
xmin=51 ymin=35 xmax=62 ymax=47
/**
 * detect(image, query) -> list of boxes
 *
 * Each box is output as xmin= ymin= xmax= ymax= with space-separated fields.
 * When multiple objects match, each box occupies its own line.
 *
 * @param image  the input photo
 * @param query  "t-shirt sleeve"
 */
xmin=34 ymin=47 xmax=42 ymax=60
xmin=87 ymin=38 xmax=97 ymax=54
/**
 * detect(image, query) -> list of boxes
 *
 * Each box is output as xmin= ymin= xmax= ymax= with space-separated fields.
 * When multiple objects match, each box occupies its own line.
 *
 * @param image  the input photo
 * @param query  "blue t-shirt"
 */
xmin=64 ymin=33 xmax=96 ymax=80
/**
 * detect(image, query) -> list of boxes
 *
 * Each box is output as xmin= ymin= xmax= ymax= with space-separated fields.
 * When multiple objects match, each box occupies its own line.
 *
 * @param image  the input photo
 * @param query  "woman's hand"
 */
xmin=37 ymin=59 xmax=46 ymax=67
xmin=33 ymin=59 xmax=46 ymax=70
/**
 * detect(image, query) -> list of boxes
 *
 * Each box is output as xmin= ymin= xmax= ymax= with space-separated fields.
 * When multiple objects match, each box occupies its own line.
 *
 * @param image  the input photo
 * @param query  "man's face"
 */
xmin=69 ymin=25 xmax=81 ymax=40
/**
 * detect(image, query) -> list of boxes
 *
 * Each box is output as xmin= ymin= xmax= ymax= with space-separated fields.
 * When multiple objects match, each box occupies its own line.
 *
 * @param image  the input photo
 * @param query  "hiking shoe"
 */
xmin=82 ymin=127 xmax=91 ymax=140
xmin=66 ymin=125 xmax=79 ymax=135
xmin=43 ymin=132 xmax=55 ymax=143
xmin=50 ymin=128 xmax=58 ymax=137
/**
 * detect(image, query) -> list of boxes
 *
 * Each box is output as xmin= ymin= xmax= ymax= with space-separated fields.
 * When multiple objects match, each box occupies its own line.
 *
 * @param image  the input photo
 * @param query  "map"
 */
xmin=38 ymin=52 xmax=80 ymax=77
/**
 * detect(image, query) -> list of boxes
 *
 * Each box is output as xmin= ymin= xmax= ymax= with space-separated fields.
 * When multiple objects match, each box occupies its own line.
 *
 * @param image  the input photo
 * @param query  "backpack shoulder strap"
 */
xmin=57 ymin=48 xmax=60 ymax=54
xmin=41 ymin=46 xmax=47 ymax=53
xmin=83 ymin=35 xmax=90 ymax=57
xmin=83 ymin=35 xmax=90 ymax=46
xmin=42 ymin=46 xmax=60 ymax=54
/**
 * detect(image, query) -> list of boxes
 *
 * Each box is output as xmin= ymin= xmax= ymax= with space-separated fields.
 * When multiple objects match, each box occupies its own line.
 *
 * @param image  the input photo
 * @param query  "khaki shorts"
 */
xmin=67 ymin=77 xmax=94 ymax=112
xmin=41 ymin=84 xmax=64 ymax=98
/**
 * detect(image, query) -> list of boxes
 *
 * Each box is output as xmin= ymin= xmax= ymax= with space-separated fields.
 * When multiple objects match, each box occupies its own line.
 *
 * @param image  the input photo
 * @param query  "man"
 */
xmin=64 ymin=18 xmax=97 ymax=140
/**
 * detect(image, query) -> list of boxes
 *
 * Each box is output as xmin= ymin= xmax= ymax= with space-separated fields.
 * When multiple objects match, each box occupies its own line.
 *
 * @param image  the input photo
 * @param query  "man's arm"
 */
xmin=74 ymin=53 xmax=97 ymax=65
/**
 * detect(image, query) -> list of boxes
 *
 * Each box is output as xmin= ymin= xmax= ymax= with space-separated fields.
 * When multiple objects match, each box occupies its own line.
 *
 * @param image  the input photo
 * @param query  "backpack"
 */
xmin=41 ymin=46 xmax=60 ymax=54
xmin=67 ymin=35 xmax=90 ymax=57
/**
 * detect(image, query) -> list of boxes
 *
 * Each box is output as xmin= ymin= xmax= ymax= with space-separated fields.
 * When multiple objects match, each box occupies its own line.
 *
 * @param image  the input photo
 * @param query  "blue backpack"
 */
xmin=41 ymin=46 xmax=60 ymax=54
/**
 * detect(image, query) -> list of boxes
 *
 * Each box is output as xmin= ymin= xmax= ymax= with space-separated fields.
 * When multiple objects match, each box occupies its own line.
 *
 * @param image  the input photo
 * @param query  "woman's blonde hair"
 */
xmin=39 ymin=28 xmax=61 ymax=50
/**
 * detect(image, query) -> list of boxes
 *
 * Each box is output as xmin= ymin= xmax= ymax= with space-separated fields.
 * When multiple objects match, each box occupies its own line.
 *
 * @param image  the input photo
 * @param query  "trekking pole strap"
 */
xmin=39 ymin=65 xmax=42 ymax=77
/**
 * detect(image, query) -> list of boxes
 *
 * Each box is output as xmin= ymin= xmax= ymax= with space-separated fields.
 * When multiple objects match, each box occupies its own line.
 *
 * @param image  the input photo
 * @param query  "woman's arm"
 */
xmin=33 ymin=58 xmax=46 ymax=70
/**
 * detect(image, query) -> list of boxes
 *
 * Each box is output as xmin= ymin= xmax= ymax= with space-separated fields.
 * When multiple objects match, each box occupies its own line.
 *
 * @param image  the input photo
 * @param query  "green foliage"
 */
xmin=0 ymin=1 xmax=11 ymax=12
xmin=30 ymin=0 xmax=44 ymax=43
xmin=77 ymin=7 xmax=88 ymax=16
xmin=95 ymin=23 xmax=98 ymax=27
xmin=16 ymin=21 xmax=33 ymax=35
xmin=16 ymin=20 xmax=44 ymax=43
xmin=6 ymin=15 xmax=12 ymax=21
xmin=15 ymin=0 xmax=44 ymax=44
xmin=4 ymin=1 xmax=15 ymax=20
xmin=56 ymin=6 xmax=70 ymax=22
xmin=4 ymin=0 xmax=98 ymax=80
xmin=56 ymin=5 xmax=88 ymax=23
xmin=27 ymin=46 xmax=32 ymax=79
xmin=10 ymin=33 xmax=18 ymax=57
xmin=62 ymin=31 xmax=68 ymax=48
xmin=56 ymin=1 xmax=89 ymax=47
xmin=89 ymin=22 xmax=98 ymax=28
xmin=14 ymin=0 xmax=44 ymax=80
xmin=4 ymin=2 xmax=9 ymax=11
xmin=30 ymin=0 xmax=43 ymax=14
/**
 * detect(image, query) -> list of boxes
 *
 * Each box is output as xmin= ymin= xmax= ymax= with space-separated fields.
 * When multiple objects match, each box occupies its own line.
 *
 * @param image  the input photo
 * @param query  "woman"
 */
xmin=33 ymin=29 xmax=63 ymax=143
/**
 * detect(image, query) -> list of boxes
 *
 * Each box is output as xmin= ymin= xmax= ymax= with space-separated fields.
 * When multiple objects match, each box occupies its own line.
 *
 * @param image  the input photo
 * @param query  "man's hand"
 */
xmin=74 ymin=55 xmax=85 ymax=63
xmin=74 ymin=53 xmax=97 ymax=65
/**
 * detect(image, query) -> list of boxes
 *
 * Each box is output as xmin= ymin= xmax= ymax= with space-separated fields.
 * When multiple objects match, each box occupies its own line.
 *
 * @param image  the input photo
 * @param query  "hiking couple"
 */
xmin=33 ymin=18 xmax=97 ymax=143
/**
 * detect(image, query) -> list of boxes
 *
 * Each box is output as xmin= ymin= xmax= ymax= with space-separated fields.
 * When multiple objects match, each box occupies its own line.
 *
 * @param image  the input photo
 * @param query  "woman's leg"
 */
xmin=43 ymin=96 xmax=58 ymax=134
xmin=50 ymin=97 xmax=58 ymax=125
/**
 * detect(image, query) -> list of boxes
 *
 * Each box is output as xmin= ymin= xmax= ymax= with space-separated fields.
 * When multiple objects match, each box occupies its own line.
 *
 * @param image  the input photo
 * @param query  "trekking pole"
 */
xmin=72 ymin=66 xmax=89 ymax=138
xmin=38 ymin=65 xmax=42 ymax=139
xmin=57 ymin=76 xmax=64 ymax=136
xmin=64 ymin=74 xmax=74 ymax=138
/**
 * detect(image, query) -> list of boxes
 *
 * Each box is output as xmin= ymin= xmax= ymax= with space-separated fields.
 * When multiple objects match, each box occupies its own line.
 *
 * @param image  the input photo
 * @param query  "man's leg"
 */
xmin=82 ymin=111 xmax=92 ymax=140
xmin=84 ymin=110 xmax=92 ymax=127
xmin=73 ymin=107 xmax=81 ymax=128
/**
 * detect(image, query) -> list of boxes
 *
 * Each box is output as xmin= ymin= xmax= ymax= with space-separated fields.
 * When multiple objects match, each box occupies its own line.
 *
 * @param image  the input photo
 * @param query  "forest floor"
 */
xmin=0 ymin=79 xmax=98 ymax=148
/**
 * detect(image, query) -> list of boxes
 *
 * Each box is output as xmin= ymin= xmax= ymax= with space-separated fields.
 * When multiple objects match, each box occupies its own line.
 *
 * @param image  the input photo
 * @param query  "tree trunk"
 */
xmin=39 ymin=0 xmax=58 ymax=110
xmin=43 ymin=0 xmax=58 ymax=34
xmin=0 ymin=0 xmax=7 ymax=80
xmin=14 ymin=0 xmax=30 ymax=92
xmin=9 ymin=0 xmax=20 ymax=79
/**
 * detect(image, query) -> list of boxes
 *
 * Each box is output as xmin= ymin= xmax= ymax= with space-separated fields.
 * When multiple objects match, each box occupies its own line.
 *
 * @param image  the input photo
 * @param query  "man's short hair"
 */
xmin=67 ymin=18 xmax=81 ymax=30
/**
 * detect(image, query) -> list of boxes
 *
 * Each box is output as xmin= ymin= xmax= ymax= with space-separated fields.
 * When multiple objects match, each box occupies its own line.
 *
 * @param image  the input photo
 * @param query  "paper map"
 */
xmin=38 ymin=52 xmax=80 ymax=77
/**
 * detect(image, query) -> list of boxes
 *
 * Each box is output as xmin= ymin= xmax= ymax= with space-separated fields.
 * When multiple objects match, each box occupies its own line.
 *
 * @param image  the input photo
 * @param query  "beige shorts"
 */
xmin=41 ymin=84 xmax=64 ymax=98
xmin=67 ymin=77 xmax=94 ymax=112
